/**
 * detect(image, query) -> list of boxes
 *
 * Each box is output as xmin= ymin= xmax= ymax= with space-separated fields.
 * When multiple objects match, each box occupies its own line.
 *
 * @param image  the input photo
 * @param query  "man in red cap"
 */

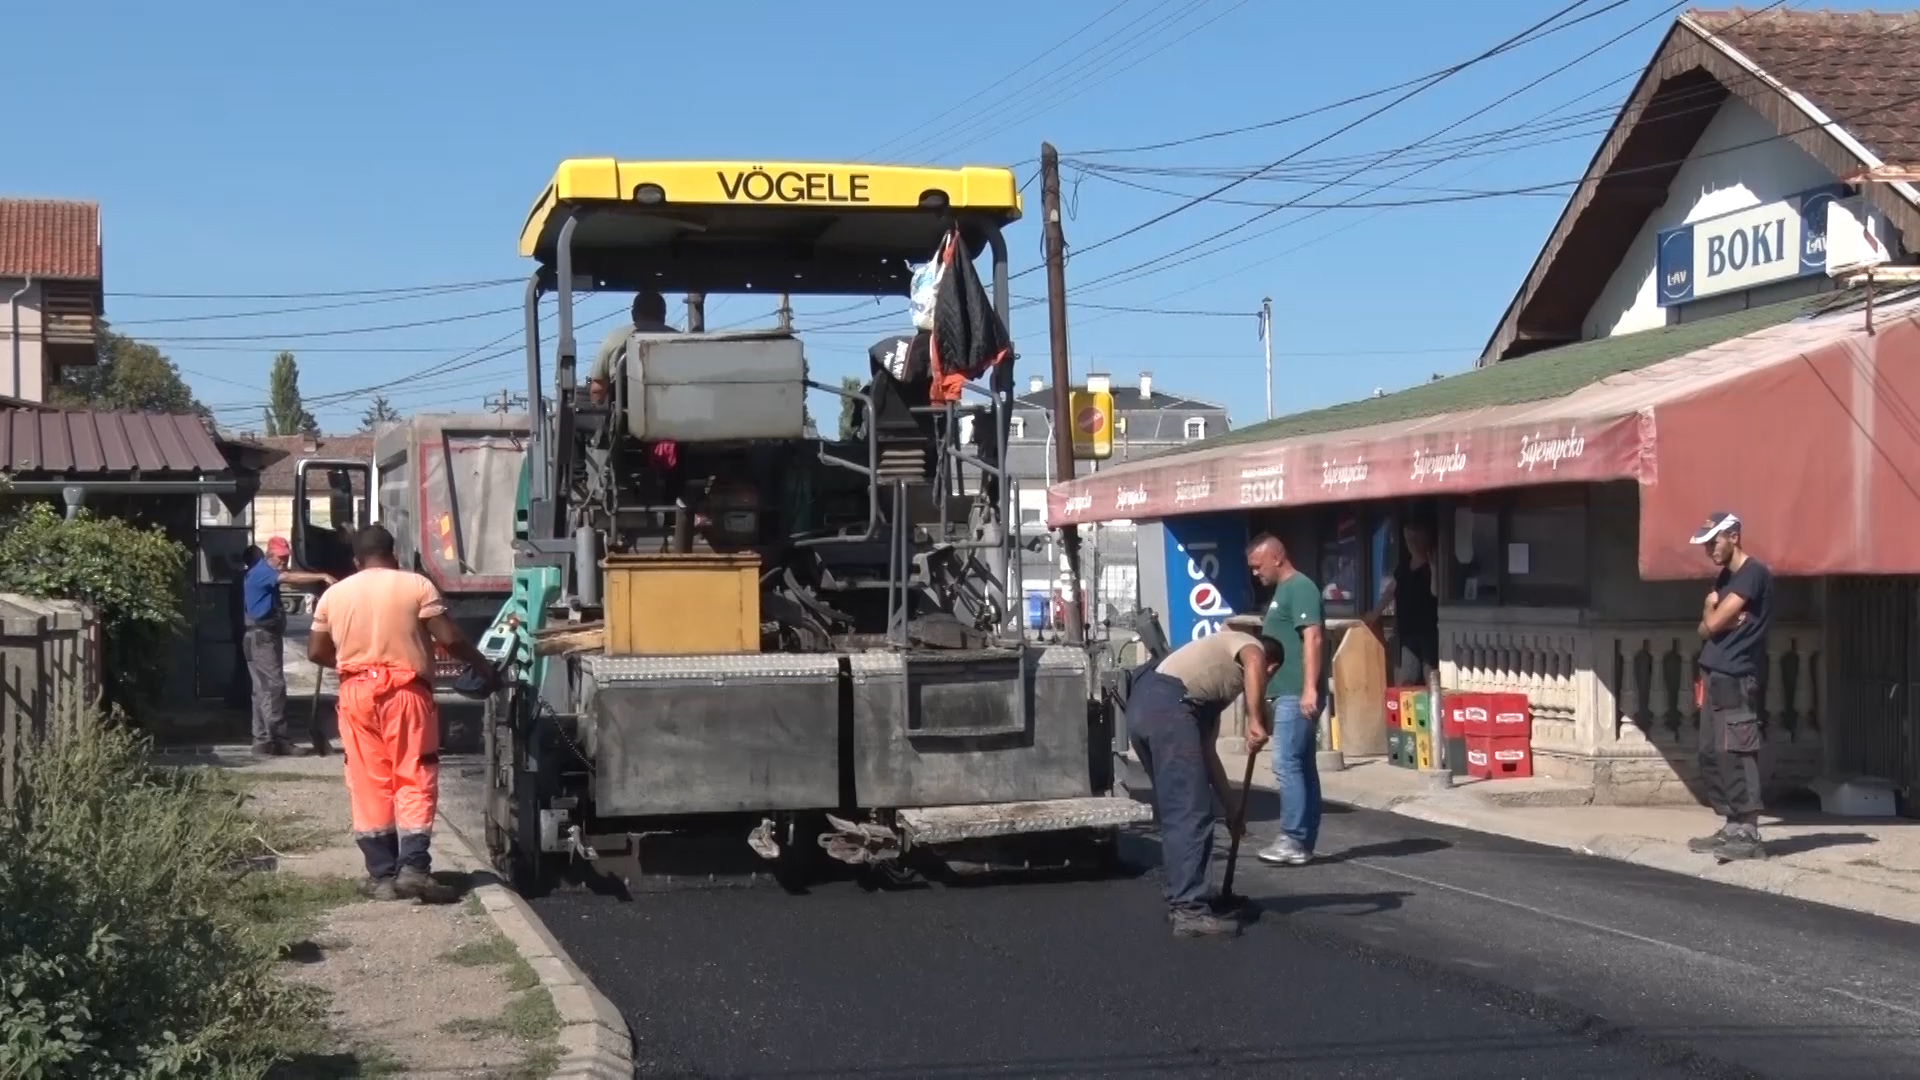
xmin=243 ymin=536 xmax=336 ymax=756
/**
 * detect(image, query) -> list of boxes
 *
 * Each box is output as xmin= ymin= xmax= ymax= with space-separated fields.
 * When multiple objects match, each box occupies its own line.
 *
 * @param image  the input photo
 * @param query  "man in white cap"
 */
xmin=1688 ymin=511 xmax=1773 ymax=861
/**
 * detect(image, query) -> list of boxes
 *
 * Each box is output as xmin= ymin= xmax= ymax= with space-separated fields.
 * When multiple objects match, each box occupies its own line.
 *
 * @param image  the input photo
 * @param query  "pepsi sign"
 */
xmin=1161 ymin=514 xmax=1253 ymax=643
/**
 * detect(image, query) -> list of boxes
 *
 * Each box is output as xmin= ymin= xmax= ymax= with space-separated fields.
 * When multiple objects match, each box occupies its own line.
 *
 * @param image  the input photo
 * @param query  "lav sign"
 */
xmin=1161 ymin=514 xmax=1253 ymax=644
xmin=1656 ymin=185 xmax=1847 ymax=307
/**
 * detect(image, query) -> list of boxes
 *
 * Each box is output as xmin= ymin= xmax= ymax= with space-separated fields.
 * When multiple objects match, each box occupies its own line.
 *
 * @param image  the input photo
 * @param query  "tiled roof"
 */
xmin=0 ymin=410 xmax=231 ymax=476
xmin=1690 ymin=8 xmax=1920 ymax=167
xmin=1015 ymin=387 xmax=1226 ymax=412
xmin=0 ymin=199 xmax=101 ymax=281
xmin=1197 ymin=290 xmax=1858 ymax=453
xmin=255 ymin=434 xmax=375 ymax=495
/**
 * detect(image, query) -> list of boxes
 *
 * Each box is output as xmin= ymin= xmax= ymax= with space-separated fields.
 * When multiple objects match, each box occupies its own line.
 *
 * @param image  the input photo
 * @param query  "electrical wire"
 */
xmin=108 ymin=280 xmax=508 ymax=326
xmin=108 ymin=277 xmax=521 ymax=300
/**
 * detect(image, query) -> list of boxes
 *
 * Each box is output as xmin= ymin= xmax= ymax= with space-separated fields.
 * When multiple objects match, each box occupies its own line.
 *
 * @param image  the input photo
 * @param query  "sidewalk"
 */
xmin=152 ymin=747 xmax=631 ymax=1078
xmin=1219 ymin=746 xmax=1920 ymax=927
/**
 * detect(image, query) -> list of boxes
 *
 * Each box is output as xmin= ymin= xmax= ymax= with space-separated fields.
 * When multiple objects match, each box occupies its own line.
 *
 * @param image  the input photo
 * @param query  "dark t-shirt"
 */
xmin=1699 ymin=557 xmax=1773 ymax=677
xmin=1393 ymin=561 xmax=1439 ymax=663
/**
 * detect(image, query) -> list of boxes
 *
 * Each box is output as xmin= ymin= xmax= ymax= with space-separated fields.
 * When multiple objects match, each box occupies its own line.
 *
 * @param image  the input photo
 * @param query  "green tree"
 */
xmin=837 ymin=375 xmax=865 ymax=441
xmin=264 ymin=351 xmax=319 ymax=437
xmin=360 ymin=393 xmax=401 ymax=431
xmin=49 ymin=328 xmax=209 ymax=415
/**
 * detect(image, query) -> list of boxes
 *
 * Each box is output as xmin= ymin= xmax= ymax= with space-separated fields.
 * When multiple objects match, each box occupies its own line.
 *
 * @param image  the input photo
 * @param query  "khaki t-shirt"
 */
xmin=312 ymin=567 xmax=447 ymax=679
xmin=1156 ymin=629 xmax=1263 ymax=705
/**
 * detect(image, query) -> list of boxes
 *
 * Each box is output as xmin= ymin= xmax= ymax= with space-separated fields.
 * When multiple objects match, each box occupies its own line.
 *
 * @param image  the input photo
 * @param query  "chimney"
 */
xmin=1086 ymin=372 xmax=1111 ymax=394
xmin=1029 ymin=375 xmax=1044 ymax=394
xmin=1138 ymin=371 xmax=1153 ymax=400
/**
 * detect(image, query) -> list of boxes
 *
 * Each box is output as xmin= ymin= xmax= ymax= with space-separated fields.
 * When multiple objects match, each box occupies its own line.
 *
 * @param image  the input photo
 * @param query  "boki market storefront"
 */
xmin=1048 ymin=294 xmax=1920 ymax=806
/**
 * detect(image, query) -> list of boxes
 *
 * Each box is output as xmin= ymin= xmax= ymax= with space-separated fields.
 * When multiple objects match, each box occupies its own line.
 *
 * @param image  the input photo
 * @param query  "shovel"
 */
xmin=307 ymin=660 xmax=331 ymax=755
xmin=1216 ymin=750 xmax=1260 ymax=910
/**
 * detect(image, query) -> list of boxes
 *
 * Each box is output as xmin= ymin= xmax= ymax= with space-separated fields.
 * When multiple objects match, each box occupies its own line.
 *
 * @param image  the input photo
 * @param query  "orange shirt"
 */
xmin=312 ymin=567 xmax=447 ymax=678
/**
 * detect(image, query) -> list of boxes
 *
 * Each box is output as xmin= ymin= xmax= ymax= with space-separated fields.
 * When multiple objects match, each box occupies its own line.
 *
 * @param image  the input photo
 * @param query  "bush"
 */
xmin=0 ymin=721 xmax=321 ymax=1078
xmin=0 ymin=503 xmax=189 ymax=712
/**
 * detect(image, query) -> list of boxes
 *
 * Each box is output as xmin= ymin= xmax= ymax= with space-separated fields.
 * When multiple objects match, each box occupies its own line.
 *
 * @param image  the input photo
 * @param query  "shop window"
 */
xmin=1318 ymin=510 xmax=1362 ymax=615
xmin=1442 ymin=490 xmax=1589 ymax=608
xmin=1447 ymin=505 xmax=1503 ymax=605
xmin=1505 ymin=495 xmax=1588 ymax=606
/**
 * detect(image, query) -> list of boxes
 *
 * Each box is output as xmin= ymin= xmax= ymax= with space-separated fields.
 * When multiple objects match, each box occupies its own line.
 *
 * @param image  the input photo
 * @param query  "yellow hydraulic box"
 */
xmin=603 ymin=553 xmax=762 ymax=656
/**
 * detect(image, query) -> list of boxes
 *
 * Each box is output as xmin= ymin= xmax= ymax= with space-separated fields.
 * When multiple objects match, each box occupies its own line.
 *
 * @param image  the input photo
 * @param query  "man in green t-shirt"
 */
xmin=1247 ymin=533 xmax=1326 ymax=866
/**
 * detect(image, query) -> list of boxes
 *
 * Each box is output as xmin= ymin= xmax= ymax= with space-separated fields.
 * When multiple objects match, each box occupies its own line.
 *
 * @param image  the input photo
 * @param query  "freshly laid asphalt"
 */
xmin=433 ymin=756 xmax=1920 ymax=1080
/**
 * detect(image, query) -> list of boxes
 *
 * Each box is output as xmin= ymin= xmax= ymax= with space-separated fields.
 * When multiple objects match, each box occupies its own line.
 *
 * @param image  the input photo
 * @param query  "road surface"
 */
xmin=434 ymin=760 xmax=1920 ymax=1080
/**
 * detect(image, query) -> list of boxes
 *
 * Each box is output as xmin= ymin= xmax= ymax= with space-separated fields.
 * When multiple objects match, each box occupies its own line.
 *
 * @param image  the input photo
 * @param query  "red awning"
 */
xmin=1047 ymin=298 xmax=1920 ymax=580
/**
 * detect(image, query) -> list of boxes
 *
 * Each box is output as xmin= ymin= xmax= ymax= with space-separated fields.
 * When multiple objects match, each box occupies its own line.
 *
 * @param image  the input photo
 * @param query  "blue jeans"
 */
xmin=1128 ymin=671 xmax=1221 ymax=912
xmin=1270 ymin=694 xmax=1323 ymax=853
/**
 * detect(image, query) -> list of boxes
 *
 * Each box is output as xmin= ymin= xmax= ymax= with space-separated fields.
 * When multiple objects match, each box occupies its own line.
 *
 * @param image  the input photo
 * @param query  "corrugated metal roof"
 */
xmin=0 ymin=410 xmax=231 ymax=476
xmin=0 ymin=199 xmax=101 ymax=281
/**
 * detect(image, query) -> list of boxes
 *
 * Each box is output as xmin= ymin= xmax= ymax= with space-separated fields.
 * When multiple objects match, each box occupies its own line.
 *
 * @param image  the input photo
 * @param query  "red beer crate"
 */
xmin=1486 ymin=692 xmax=1532 ymax=741
xmin=1443 ymin=692 xmax=1490 ymax=738
xmin=1465 ymin=735 xmax=1534 ymax=780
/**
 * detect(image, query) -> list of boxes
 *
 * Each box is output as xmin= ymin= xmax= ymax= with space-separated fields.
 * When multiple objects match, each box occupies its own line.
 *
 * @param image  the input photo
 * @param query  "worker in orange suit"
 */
xmin=307 ymin=524 xmax=498 ymax=900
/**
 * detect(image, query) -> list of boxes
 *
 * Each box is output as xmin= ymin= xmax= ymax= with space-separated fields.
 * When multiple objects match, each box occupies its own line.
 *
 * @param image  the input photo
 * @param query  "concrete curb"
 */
xmin=432 ymin=822 xmax=635 ymax=1079
xmin=1323 ymin=786 xmax=1920 ymax=926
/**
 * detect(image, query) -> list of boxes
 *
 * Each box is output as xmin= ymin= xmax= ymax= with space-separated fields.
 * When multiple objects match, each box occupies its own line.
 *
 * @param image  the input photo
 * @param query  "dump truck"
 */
xmin=292 ymin=412 xmax=529 ymax=686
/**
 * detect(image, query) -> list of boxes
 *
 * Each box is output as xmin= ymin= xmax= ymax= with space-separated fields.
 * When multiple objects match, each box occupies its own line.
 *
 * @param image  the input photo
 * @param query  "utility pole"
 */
xmin=777 ymin=293 xmax=793 ymax=333
xmin=1041 ymin=142 xmax=1086 ymax=646
xmin=1260 ymin=296 xmax=1274 ymax=420
xmin=686 ymin=293 xmax=706 ymax=333
xmin=485 ymin=387 xmax=528 ymax=414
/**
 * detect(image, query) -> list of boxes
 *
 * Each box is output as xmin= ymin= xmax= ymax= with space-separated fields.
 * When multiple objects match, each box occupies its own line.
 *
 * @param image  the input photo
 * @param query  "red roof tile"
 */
xmin=254 ymin=434 xmax=375 ymax=495
xmin=0 ymin=410 xmax=230 ymax=476
xmin=0 ymin=199 xmax=101 ymax=281
xmin=1689 ymin=8 xmax=1920 ymax=167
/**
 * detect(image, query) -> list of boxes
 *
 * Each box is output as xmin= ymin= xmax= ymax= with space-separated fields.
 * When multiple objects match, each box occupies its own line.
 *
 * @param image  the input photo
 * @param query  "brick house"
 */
xmin=0 ymin=199 xmax=102 ymax=403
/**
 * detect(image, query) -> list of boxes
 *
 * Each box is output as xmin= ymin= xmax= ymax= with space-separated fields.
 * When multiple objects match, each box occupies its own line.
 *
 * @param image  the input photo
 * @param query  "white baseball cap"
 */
xmin=1689 ymin=511 xmax=1740 ymax=545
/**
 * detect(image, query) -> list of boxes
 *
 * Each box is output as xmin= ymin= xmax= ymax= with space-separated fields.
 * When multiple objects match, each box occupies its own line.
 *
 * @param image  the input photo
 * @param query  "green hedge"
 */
xmin=0 ymin=504 xmax=189 ymax=712
xmin=0 ymin=722 xmax=320 ymax=1078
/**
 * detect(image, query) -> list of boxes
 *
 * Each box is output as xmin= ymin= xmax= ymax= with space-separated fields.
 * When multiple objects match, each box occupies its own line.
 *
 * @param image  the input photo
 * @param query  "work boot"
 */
xmin=358 ymin=876 xmax=400 ymax=901
xmin=1716 ymin=825 xmax=1768 ymax=862
xmin=1170 ymin=905 xmax=1241 ymax=938
xmin=1257 ymin=836 xmax=1312 ymax=866
xmin=394 ymin=866 xmax=457 ymax=904
xmin=1687 ymin=824 xmax=1737 ymax=854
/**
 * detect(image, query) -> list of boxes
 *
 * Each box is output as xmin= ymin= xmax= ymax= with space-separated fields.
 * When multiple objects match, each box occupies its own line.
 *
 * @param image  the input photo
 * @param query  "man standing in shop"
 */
xmin=1367 ymin=520 xmax=1439 ymax=685
xmin=1247 ymin=534 xmax=1327 ymax=867
xmin=1688 ymin=512 xmax=1773 ymax=862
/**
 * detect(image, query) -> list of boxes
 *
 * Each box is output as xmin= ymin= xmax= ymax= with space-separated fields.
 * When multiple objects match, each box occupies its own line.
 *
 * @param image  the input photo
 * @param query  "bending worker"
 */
xmin=1128 ymin=626 xmax=1282 ymax=938
xmin=308 ymin=525 xmax=498 ymax=900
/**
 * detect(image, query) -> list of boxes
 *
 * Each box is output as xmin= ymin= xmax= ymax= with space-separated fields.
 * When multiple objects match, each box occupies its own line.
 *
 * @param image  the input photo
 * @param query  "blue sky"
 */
xmin=2 ymin=0 xmax=1877 ymax=432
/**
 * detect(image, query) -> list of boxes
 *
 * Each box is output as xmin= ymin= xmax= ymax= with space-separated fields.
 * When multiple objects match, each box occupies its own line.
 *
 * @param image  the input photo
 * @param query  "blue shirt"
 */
xmin=244 ymin=559 xmax=284 ymax=624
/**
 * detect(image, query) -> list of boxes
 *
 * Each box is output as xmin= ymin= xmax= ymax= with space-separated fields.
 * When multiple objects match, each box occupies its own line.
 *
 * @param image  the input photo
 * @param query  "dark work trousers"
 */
xmin=1698 ymin=670 xmax=1764 ymax=819
xmin=1391 ymin=632 xmax=1438 ymax=686
xmin=243 ymin=616 xmax=290 ymax=747
xmin=1128 ymin=670 xmax=1223 ymax=913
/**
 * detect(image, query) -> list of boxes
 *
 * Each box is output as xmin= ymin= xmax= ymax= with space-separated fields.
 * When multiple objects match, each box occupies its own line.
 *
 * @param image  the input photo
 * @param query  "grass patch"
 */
xmin=463 ymin=891 xmax=486 ymax=916
xmin=230 ymin=871 xmax=362 ymax=953
xmin=441 ymin=985 xmax=562 ymax=1043
xmin=445 ymin=930 xmax=540 ymax=992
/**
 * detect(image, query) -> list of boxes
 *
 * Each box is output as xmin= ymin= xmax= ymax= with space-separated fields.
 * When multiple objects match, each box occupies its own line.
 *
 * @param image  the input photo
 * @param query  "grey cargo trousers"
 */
xmin=244 ymin=616 xmax=289 ymax=747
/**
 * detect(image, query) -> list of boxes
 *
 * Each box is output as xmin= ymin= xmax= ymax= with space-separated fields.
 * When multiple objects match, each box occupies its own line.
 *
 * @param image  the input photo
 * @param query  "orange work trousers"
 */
xmin=337 ymin=665 xmax=440 ymax=869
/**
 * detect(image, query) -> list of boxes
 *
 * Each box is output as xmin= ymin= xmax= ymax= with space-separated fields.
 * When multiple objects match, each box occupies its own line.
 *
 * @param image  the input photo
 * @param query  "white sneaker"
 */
xmin=1257 ymin=837 xmax=1313 ymax=866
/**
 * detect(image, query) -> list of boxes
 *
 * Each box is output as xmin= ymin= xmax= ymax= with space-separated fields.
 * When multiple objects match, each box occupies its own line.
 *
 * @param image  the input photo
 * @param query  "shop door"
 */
xmin=1829 ymin=577 xmax=1920 ymax=814
xmin=196 ymin=526 xmax=253 ymax=703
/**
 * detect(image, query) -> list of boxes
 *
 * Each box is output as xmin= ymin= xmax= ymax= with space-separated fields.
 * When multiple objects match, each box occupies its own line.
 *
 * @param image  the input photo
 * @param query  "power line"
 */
xmin=912 ymin=0 xmax=1255 ymax=164
xmin=138 ymin=302 xmax=526 ymax=344
xmin=107 ymin=280 xmax=509 ymax=327
xmin=108 ymin=277 xmax=520 ymax=300
xmin=1063 ymin=0 xmax=1645 ymax=293
xmin=855 ymin=0 xmax=1146 ymax=162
